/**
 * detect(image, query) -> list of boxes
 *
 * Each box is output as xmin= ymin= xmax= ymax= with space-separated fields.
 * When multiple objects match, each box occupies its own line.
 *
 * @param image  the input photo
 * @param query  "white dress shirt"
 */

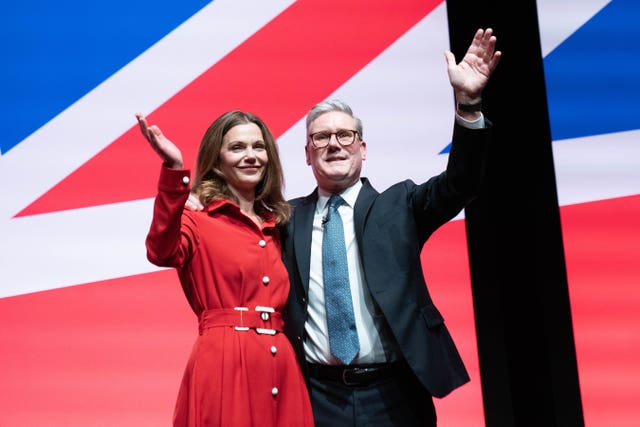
xmin=304 ymin=180 xmax=400 ymax=365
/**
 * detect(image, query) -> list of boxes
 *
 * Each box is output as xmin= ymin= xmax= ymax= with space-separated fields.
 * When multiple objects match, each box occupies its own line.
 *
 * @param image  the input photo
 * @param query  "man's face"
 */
xmin=305 ymin=111 xmax=366 ymax=194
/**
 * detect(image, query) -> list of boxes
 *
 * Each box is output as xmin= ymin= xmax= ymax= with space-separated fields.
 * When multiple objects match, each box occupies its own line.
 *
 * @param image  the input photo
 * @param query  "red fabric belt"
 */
xmin=198 ymin=307 xmax=284 ymax=335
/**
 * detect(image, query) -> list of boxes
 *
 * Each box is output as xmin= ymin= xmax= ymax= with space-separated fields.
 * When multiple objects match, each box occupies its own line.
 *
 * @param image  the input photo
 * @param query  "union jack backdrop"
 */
xmin=1 ymin=0 xmax=638 ymax=426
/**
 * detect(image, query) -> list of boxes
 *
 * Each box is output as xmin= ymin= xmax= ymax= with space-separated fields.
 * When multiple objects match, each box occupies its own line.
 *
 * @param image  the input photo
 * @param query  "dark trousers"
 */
xmin=308 ymin=362 xmax=436 ymax=427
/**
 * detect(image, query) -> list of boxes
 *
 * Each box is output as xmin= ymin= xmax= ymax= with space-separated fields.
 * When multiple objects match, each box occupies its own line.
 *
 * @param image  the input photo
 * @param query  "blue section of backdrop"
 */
xmin=1 ymin=1 xmax=210 ymax=154
xmin=544 ymin=0 xmax=640 ymax=141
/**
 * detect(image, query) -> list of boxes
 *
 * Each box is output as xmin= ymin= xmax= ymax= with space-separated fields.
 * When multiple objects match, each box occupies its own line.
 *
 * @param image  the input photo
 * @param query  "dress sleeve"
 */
xmin=145 ymin=165 xmax=196 ymax=267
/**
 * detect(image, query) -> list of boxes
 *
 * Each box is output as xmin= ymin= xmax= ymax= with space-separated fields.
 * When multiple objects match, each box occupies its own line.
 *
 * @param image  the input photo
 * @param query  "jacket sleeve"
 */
xmin=410 ymin=121 xmax=491 ymax=241
xmin=445 ymin=120 xmax=492 ymax=196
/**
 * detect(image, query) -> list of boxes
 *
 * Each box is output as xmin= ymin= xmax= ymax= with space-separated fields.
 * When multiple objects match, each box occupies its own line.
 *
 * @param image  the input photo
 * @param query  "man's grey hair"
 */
xmin=305 ymin=99 xmax=364 ymax=139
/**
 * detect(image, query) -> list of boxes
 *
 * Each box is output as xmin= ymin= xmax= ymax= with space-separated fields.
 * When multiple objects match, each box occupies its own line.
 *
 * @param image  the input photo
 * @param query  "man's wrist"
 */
xmin=457 ymin=101 xmax=482 ymax=113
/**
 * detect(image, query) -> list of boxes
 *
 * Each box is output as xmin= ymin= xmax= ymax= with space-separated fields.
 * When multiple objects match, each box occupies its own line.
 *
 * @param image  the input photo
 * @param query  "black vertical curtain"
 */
xmin=446 ymin=1 xmax=584 ymax=426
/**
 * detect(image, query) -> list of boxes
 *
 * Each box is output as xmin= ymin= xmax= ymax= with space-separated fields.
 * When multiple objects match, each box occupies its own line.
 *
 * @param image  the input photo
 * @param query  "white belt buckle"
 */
xmin=234 ymin=307 xmax=250 ymax=331
xmin=255 ymin=306 xmax=276 ymax=335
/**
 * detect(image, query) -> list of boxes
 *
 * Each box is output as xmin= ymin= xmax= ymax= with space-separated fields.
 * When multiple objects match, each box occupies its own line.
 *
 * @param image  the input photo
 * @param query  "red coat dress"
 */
xmin=146 ymin=166 xmax=314 ymax=427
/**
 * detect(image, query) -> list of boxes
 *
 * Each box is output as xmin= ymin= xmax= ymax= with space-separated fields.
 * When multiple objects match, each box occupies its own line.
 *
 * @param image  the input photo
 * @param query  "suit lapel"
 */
xmin=353 ymin=178 xmax=378 ymax=243
xmin=293 ymin=191 xmax=318 ymax=295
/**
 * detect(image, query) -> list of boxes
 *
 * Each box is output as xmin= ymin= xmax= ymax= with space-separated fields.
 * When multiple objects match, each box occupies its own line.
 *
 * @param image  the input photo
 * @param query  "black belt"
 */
xmin=307 ymin=362 xmax=405 ymax=387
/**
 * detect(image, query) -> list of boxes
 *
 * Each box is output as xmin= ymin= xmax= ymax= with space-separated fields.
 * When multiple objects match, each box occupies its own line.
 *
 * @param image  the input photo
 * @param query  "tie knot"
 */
xmin=328 ymin=195 xmax=344 ymax=210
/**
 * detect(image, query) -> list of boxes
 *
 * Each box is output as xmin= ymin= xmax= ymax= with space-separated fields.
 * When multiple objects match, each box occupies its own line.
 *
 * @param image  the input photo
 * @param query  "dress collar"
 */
xmin=203 ymin=198 xmax=276 ymax=228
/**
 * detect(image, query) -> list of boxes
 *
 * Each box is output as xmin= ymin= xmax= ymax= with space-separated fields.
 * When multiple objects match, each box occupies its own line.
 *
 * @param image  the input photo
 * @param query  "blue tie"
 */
xmin=322 ymin=195 xmax=359 ymax=364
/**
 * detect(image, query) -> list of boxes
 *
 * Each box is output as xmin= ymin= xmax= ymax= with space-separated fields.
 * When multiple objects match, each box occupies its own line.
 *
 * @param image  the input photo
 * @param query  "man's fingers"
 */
xmin=443 ymin=50 xmax=455 ymax=68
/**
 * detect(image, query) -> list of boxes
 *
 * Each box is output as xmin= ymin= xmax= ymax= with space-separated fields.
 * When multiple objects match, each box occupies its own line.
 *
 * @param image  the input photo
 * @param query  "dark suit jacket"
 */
xmin=281 ymin=122 xmax=491 ymax=398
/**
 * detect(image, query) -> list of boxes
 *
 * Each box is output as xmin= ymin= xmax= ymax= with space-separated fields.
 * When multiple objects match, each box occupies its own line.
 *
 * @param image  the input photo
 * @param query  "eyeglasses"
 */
xmin=309 ymin=129 xmax=358 ymax=148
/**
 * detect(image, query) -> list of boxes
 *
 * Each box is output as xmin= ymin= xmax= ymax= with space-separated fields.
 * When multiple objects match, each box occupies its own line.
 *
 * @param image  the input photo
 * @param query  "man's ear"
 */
xmin=360 ymin=140 xmax=367 ymax=161
xmin=305 ymin=144 xmax=311 ymax=165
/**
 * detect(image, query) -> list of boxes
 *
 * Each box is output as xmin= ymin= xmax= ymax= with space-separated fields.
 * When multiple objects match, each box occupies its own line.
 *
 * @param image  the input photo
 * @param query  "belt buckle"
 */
xmin=342 ymin=367 xmax=361 ymax=386
xmin=255 ymin=306 xmax=276 ymax=335
xmin=234 ymin=307 xmax=250 ymax=331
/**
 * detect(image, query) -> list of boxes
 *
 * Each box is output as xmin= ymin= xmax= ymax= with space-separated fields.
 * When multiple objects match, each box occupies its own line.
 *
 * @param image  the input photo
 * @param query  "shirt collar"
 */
xmin=317 ymin=179 xmax=362 ymax=211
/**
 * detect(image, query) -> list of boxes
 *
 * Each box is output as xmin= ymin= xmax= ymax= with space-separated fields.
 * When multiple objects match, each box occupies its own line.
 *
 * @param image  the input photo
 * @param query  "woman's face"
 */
xmin=219 ymin=122 xmax=268 ymax=197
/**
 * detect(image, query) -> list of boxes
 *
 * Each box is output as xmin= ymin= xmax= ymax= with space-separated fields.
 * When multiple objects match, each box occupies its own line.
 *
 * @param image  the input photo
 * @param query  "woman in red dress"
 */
xmin=136 ymin=110 xmax=314 ymax=427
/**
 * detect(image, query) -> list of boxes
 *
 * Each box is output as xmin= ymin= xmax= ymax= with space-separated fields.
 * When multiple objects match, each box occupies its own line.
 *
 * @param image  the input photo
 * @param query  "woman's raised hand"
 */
xmin=136 ymin=113 xmax=184 ymax=169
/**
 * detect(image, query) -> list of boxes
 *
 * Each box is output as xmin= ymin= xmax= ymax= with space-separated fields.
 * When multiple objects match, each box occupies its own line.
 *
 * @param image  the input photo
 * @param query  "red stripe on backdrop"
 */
xmin=17 ymin=0 xmax=442 ymax=217
xmin=421 ymin=219 xmax=484 ymax=426
xmin=560 ymin=194 xmax=640 ymax=427
xmin=0 ymin=270 xmax=194 ymax=426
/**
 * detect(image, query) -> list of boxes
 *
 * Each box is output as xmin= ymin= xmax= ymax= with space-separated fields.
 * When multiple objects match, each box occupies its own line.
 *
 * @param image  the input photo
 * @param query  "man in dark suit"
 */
xmin=280 ymin=28 xmax=501 ymax=426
